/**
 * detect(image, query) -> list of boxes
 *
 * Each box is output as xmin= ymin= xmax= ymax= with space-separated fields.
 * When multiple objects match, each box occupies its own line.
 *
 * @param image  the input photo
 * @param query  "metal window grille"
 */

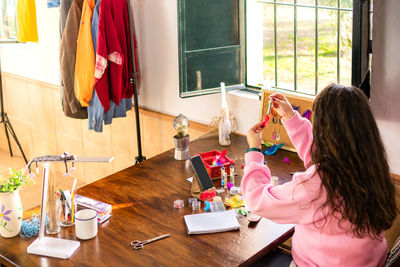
xmin=255 ymin=0 xmax=353 ymax=96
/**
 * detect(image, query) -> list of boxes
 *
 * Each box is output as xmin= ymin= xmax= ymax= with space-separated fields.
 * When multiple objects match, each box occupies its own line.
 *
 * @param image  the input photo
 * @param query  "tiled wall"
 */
xmin=0 ymin=72 xmax=210 ymax=185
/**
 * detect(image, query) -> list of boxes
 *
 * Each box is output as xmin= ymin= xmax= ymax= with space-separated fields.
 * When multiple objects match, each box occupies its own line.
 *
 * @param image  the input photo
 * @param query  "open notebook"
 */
xmin=184 ymin=210 xmax=240 ymax=234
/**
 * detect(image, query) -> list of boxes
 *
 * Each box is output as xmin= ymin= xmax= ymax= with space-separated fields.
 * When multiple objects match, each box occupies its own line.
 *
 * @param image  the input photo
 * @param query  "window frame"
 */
xmin=177 ymin=0 xmax=246 ymax=98
xmin=0 ymin=0 xmax=18 ymax=42
xmin=177 ymin=0 xmax=369 ymax=98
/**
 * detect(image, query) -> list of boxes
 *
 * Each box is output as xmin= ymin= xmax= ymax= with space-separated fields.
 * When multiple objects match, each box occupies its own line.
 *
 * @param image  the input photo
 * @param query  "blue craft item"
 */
xmin=204 ymin=201 xmax=211 ymax=212
xmin=291 ymin=105 xmax=300 ymax=111
xmin=263 ymin=143 xmax=284 ymax=156
xmin=20 ymin=214 xmax=41 ymax=238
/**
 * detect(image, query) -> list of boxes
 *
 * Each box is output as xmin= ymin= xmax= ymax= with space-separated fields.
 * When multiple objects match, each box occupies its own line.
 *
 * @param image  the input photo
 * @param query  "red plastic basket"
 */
xmin=198 ymin=150 xmax=235 ymax=179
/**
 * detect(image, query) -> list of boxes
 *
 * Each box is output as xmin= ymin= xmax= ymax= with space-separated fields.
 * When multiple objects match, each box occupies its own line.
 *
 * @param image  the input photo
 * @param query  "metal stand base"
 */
xmin=1 ymin=112 xmax=28 ymax=164
xmin=135 ymin=156 xmax=146 ymax=165
xmin=174 ymin=148 xmax=190 ymax=161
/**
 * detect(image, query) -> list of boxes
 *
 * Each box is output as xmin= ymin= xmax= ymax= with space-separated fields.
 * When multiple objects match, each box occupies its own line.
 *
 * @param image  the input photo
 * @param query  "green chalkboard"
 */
xmin=178 ymin=0 xmax=244 ymax=98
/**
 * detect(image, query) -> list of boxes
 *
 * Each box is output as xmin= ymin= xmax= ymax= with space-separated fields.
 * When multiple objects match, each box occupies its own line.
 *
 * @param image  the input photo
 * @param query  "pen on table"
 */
xmin=60 ymin=189 xmax=70 ymax=221
xmin=70 ymin=179 xmax=77 ymax=223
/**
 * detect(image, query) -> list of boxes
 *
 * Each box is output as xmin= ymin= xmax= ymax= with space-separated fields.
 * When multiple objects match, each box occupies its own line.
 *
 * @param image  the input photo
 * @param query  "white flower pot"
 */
xmin=0 ymin=190 xmax=23 ymax=238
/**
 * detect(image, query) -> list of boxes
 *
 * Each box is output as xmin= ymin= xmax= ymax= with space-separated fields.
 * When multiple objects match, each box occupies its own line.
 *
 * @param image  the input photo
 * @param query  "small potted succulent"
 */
xmin=173 ymin=114 xmax=190 ymax=160
xmin=0 ymin=168 xmax=33 ymax=238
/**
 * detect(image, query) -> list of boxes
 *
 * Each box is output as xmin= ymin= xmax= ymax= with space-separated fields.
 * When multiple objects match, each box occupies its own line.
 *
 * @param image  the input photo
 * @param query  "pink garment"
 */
xmin=241 ymin=112 xmax=387 ymax=267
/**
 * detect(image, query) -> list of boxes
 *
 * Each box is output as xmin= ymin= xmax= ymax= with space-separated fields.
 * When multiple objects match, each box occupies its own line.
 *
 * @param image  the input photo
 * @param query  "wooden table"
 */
xmin=0 ymin=134 xmax=304 ymax=267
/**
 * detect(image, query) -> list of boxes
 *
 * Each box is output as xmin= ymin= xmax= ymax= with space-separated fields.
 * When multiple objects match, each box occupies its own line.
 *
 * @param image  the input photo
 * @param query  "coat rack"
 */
xmin=127 ymin=0 xmax=146 ymax=165
xmin=0 ymin=1 xmax=144 ymax=166
xmin=0 ymin=44 xmax=28 ymax=164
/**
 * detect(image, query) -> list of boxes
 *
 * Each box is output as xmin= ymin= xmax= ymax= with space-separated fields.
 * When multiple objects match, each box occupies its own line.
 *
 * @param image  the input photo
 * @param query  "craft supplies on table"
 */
xmin=130 ymin=234 xmax=171 ymax=250
xmin=199 ymin=188 xmax=216 ymax=202
xmin=75 ymin=194 xmax=112 ymax=213
xmin=188 ymin=198 xmax=197 ymax=205
xmin=184 ymin=210 xmax=240 ymax=234
xmin=270 ymin=176 xmax=279 ymax=186
xmin=197 ymin=150 xmax=235 ymax=179
xmin=20 ymin=214 xmax=41 ymax=238
xmin=224 ymin=195 xmax=245 ymax=208
xmin=192 ymin=200 xmax=201 ymax=211
xmin=229 ymin=164 xmax=235 ymax=185
xmin=209 ymin=201 xmax=226 ymax=213
xmin=263 ymin=143 xmax=284 ymax=155
xmin=58 ymin=192 xmax=76 ymax=226
xmin=229 ymin=186 xmax=241 ymax=195
xmin=75 ymin=194 xmax=112 ymax=223
xmin=247 ymin=213 xmax=262 ymax=224
xmin=174 ymin=199 xmax=184 ymax=209
xmin=216 ymin=187 xmax=225 ymax=194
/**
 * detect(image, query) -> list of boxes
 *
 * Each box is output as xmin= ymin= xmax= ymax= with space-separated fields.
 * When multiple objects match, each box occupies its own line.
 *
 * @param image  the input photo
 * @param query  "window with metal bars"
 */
xmin=246 ymin=0 xmax=354 ymax=96
xmin=178 ymin=0 xmax=370 ymax=98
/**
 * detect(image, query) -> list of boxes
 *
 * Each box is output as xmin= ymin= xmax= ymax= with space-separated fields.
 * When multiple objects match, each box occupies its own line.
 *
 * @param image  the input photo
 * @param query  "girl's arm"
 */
xmin=241 ymin=151 xmax=318 ymax=224
xmin=269 ymin=93 xmax=313 ymax=168
xmin=282 ymin=112 xmax=313 ymax=168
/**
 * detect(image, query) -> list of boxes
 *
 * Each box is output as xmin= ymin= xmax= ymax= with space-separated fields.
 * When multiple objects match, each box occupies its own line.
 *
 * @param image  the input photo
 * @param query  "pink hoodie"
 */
xmin=241 ymin=112 xmax=387 ymax=267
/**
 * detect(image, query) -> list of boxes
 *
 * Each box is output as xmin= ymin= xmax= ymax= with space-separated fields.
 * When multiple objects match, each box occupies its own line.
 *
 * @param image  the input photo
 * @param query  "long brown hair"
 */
xmin=311 ymin=84 xmax=397 ymax=239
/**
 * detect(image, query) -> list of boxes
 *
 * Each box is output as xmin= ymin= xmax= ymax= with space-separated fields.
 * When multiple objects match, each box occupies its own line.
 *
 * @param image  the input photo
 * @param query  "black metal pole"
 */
xmin=0 ymin=46 xmax=28 ymax=163
xmin=126 ymin=0 xmax=146 ymax=164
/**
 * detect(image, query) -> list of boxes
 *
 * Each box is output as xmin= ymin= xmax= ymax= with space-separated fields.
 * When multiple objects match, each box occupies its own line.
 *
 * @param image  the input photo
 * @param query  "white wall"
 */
xmin=0 ymin=1 xmax=60 ymax=85
xmin=371 ymin=0 xmax=400 ymax=174
xmin=1 ymin=0 xmax=260 ymax=135
xmin=133 ymin=0 xmax=259 ymax=133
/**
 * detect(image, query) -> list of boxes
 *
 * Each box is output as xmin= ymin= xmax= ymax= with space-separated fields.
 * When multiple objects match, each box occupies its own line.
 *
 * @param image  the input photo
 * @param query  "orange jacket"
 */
xmin=74 ymin=0 xmax=95 ymax=107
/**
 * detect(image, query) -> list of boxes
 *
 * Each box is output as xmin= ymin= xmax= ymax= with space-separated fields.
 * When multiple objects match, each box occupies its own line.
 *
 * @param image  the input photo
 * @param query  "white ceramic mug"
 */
xmin=75 ymin=209 xmax=98 ymax=240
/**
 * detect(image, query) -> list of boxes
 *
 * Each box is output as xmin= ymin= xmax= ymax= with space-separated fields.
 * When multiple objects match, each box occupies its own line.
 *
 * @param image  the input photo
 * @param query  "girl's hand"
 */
xmin=247 ymin=122 xmax=264 ymax=149
xmin=269 ymin=93 xmax=295 ymax=121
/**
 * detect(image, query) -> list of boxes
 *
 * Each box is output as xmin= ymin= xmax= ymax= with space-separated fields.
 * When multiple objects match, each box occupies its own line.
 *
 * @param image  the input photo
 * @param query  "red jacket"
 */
xmin=94 ymin=0 xmax=134 ymax=112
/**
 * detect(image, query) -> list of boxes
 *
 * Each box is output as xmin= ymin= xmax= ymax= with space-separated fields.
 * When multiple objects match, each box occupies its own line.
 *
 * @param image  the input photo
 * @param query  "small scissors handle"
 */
xmin=130 ymin=234 xmax=170 ymax=250
xmin=130 ymin=240 xmax=142 ymax=246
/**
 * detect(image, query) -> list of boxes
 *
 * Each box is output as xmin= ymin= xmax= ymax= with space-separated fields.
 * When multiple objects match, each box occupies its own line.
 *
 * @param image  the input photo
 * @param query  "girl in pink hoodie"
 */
xmin=241 ymin=84 xmax=397 ymax=266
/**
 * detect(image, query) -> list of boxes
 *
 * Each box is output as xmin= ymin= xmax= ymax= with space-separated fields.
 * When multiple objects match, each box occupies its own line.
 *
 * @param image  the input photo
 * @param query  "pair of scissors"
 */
xmin=130 ymin=234 xmax=171 ymax=250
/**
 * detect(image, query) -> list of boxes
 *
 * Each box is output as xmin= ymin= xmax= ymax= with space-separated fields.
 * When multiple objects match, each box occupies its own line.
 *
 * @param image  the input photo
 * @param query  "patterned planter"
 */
xmin=174 ymin=135 xmax=190 ymax=160
xmin=0 ymin=190 xmax=23 ymax=238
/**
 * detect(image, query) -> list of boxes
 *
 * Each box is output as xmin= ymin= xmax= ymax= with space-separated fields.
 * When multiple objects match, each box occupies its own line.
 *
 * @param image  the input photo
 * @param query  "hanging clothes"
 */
xmin=16 ymin=0 xmax=39 ymax=43
xmin=60 ymin=0 xmax=73 ymax=37
xmin=94 ymin=0 xmax=134 ymax=112
xmin=74 ymin=0 xmax=95 ymax=107
xmin=59 ymin=0 xmax=74 ymax=109
xmin=88 ymin=0 xmax=132 ymax=132
xmin=60 ymin=0 xmax=88 ymax=119
xmin=47 ymin=0 xmax=60 ymax=8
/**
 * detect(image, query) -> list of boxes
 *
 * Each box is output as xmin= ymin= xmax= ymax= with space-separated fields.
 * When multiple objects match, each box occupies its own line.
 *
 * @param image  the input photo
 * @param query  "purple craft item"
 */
xmin=302 ymin=109 xmax=312 ymax=121
xmin=227 ymin=182 xmax=233 ymax=190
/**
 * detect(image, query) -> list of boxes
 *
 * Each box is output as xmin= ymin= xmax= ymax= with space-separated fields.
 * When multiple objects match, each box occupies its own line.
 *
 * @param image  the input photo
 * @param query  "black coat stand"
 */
xmin=127 ymin=0 xmax=146 ymax=164
xmin=0 ymin=1 xmax=145 ymax=166
xmin=0 ymin=49 xmax=28 ymax=164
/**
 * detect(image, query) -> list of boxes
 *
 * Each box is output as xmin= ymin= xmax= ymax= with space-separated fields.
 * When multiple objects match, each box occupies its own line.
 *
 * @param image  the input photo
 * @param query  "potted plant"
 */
xmin=0 ymin=168 xmax=33 ymax=238
xmin=173 ymin=114 xmax=190 ymax=160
